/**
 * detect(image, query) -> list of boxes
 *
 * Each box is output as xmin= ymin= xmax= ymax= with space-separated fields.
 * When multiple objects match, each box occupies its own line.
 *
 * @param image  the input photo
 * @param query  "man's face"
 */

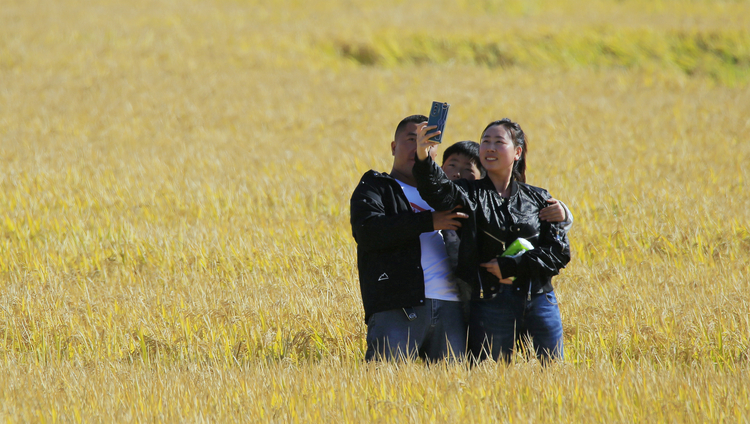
xmin=391 ymin=122 xmax=437 ymax=175
xmin=442 ymin=153 xmax=482 ymax=181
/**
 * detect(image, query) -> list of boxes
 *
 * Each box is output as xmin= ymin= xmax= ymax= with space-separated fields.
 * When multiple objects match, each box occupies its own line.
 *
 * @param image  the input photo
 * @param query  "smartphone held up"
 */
xmin=426 ymin=101 xmax=450 ymax=143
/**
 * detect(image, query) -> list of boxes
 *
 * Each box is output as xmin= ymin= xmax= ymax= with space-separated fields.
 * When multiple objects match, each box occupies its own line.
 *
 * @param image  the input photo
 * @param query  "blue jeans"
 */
xmin=469 ymin=287 xmax=563 ymax=363
xmin=365 ymin=299 xmax=466 ymax=362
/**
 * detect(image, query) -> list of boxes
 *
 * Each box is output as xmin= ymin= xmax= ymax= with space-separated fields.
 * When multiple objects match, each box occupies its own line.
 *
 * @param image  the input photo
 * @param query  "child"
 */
xmin=440 ymin=141 xmax=485 ymax=271
xmin=441 ymin=140 xmax=485 ymax=183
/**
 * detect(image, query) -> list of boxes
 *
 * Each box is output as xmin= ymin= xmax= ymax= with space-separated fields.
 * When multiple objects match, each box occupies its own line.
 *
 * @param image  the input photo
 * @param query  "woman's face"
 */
xmin=479 ymin=124 xmax=522 ymax=175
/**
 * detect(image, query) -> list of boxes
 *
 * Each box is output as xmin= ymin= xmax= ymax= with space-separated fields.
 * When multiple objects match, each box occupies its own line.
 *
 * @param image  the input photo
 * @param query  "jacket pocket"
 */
xmin=510 ymin=217 xmax=540 ymax=244
xmin=359 ymin=247 xmax=422 ymax=300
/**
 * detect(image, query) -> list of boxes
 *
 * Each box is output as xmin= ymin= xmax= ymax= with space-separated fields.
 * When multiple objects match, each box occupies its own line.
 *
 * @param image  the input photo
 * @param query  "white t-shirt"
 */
xmin=395 ymin=179 xmax=459 ymax=302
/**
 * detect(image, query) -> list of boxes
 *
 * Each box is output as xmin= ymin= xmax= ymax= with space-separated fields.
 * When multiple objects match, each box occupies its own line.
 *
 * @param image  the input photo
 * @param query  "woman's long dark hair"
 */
xmin=481 ymin=118 xmax=528 ymax=183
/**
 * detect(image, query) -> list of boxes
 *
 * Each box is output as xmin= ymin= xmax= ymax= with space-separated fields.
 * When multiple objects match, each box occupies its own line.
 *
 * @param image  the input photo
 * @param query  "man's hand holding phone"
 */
xmin=416 ymin=123 xmax=442 ymax=161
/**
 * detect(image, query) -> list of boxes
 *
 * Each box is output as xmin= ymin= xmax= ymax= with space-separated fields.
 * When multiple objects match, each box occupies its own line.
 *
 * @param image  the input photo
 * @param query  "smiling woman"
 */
xmin=479 ymin=122 xmax=525 ymax=187
xmin=413 ymin=118 xmax=570 ymax=364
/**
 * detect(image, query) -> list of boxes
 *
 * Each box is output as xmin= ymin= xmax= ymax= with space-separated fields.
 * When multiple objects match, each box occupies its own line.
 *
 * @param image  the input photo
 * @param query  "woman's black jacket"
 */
xmin=350 ymin=170 xmax=434 ymax=323
xmin=412 ymin=155 xmax=570 ymax=301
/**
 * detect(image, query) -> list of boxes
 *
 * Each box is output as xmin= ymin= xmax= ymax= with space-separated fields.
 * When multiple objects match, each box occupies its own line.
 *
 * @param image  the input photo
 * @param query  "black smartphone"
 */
xmin=426 ymin=101 xmax=450 ymax=143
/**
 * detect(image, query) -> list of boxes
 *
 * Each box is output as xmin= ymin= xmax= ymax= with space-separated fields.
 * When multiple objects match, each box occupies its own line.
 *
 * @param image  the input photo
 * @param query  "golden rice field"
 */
xmin=1 ymin=0 xmax=750 ymax=421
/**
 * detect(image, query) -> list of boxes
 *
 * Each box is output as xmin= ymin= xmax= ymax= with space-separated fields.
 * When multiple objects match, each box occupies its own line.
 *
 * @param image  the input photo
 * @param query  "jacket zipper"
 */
xmin=524 ymin=233 xmax=540 ymax=301
xmin=527 ymin=283 xmax=532 ymax=302
xmin=479 ymin=230 xmax=502 ymax=300
xmin=477 ymin=270 xmax=484 ymax=299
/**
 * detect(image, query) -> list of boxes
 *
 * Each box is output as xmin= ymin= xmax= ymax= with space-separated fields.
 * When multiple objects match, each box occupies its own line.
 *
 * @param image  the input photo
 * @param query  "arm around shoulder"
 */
xmin=559 ymin=200 xmax=574 ymax=232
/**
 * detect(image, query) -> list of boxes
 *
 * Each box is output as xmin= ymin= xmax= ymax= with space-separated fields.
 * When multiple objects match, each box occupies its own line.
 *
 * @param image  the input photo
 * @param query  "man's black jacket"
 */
xmin=413 ymin=156 xmax=570 ymax=300
xmin=350 ymin=170 xmax=434 ymax=323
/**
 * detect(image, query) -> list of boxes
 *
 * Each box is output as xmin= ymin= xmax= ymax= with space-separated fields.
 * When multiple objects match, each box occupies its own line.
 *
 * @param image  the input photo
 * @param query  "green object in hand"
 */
xmin=499 ymin=238 xmax=534 ymax=281
xmin=501 ymin=238 xmax=534 ymax=257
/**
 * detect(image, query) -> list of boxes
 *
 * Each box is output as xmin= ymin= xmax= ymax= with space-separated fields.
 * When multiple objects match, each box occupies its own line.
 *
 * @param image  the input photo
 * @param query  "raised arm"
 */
xmin=412 ymin=124 xmax=472 ymax=212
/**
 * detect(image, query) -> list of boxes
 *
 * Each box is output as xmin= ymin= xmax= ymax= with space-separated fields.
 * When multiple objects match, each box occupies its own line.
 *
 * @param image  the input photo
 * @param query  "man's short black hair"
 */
xmin=442 ymin=140 xmax=480 ymax=165
xmin=394 ymin=115 xmax=428 ymax=140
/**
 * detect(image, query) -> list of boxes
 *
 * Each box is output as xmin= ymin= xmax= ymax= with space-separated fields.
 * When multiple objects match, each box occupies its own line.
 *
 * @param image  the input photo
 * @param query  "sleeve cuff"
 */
xmin=417 ymin=210 xmax=434 ymax=234
xmin=498 ymin=255 xmax=520 ymax=279
xmin=559 ymin=200 xmax=573 ymax=224
xmin=412 ymin=152 xmax=433 ymax=175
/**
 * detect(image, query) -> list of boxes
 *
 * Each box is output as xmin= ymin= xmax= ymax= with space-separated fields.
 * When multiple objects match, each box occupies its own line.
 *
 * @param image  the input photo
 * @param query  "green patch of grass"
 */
xmin=331 ymin=27 xmax=750 ymax=85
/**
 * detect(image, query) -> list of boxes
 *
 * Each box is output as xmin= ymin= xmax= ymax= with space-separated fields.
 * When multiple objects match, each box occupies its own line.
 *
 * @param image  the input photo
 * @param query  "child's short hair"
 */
xmin=442 ymin=141 xmax=483 ymax=172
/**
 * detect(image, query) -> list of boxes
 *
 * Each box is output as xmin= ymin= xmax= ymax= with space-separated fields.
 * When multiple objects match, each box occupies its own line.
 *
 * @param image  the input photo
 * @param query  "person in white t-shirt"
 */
xmin=350 ymin=115 xmax=468 ymax=361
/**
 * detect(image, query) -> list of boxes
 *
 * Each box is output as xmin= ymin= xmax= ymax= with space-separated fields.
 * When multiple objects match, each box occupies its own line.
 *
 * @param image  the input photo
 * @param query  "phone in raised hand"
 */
xmin=426 ymin=101 xmax=450 ymax=143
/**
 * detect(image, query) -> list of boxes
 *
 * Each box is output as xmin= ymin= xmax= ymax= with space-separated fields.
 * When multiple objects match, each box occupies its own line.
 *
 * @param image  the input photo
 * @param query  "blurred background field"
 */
xmin=1 ymin=0 xmax=749 ymax=422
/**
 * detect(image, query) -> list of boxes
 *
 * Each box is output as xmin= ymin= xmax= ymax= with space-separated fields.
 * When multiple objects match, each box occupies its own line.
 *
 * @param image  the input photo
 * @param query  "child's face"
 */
xmin=442 ymin=153 xmax=482 ymax=181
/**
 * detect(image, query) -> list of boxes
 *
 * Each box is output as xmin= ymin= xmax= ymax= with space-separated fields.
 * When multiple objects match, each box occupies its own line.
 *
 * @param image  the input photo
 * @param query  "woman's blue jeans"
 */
xmin=469 ymin=286 xmax=563 ymax=364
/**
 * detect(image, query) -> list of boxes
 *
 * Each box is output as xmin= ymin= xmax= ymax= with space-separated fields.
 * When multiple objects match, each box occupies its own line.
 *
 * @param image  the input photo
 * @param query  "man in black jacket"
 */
xmin=350 ymin=115 xmax=469 ymax=361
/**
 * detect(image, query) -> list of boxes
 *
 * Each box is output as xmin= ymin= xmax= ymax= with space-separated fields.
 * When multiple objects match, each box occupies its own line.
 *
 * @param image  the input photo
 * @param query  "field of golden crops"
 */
xmin=1 ymin=0 xmax=749 ymax=421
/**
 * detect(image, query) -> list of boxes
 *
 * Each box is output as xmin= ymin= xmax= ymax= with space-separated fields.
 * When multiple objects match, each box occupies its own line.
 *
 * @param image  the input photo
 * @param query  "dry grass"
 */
xmin=1 ymin=0 xmax=750 ymax=422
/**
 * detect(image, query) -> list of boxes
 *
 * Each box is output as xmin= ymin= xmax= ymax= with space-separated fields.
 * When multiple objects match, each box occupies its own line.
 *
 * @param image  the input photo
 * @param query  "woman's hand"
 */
xmin=415 ymin=123 xmax=441 ymax=161
xmin=539 ymin=198 xmax=566 ymax=222
xmin=479 ymin=259 xmax=514 ymax=285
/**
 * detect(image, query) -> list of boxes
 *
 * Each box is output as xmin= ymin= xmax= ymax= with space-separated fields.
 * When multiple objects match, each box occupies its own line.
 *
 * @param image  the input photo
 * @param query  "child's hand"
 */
xmin=415 ymin=123 xmax=441 ymax=161
xmin=479 ymin=259 xmax=513 ymax=284
xmin=539 ymin=198 xmax=566 ymax=222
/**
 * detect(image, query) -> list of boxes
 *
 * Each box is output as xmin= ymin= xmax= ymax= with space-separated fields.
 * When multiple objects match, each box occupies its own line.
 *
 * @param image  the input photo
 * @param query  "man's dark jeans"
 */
xmin=469 ymin=287 xmax=563 ymax=363
xmin=365 ymin=299 xmax=466 ymax=361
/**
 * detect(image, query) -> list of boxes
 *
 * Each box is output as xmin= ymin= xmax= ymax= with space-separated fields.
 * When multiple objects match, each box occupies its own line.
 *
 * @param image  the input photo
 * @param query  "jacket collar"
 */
xmin=480 ymin=176 xmax=519 ymax=200
xmin=372 ymin=170 xmax=395 ymax=180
